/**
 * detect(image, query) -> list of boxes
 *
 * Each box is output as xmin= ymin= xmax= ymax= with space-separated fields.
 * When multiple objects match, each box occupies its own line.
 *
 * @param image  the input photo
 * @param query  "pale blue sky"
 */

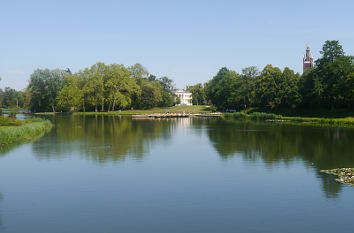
xmin=1 ymin=0 xmax=354 ymax=90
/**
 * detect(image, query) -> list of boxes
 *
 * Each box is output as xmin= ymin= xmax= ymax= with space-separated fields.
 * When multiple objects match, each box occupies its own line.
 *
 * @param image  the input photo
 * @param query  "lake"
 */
xmin=0 ymin=115 xmax=354 ymax=233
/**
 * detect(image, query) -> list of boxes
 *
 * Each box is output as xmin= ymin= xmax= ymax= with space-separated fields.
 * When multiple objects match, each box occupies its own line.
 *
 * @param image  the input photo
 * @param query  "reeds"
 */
xmin=0 ymin=118 xmax=53 ymax=147
xmin=223 ymin=112 xmax=354 ymax=126
xmin=224 ymin=112 xmax=282 ymax=120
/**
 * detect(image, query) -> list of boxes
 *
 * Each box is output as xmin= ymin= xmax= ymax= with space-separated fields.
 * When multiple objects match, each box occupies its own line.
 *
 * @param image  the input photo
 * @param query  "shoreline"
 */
xmin=31 ymin=106 xmax=354 ymax=127
xmin=33 ymin=105 xmax=213 ymax=116
xmin=223 ymin=112 xmax=354 ymax=126
xmin=0 ymin=118 xmax=53 ymax=149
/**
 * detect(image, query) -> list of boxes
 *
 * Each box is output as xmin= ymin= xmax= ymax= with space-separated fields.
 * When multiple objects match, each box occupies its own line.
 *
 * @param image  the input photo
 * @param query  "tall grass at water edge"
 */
xmin=223 ymin=112 xmax=354 ymax=126
xmin=0 ymin=118 xmax=53 ymax=146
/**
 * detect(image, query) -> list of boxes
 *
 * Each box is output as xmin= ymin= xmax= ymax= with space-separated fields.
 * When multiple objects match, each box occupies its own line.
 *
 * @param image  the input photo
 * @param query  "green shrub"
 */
xmin=0 ymin=116 xmax=22 ymax=126
xmin=208 ymin=106 xmax=217 ymax=112
xmin=228 ymin=112 xmax=248 ymax=119
xmin=249 ymin=112 xmax=282 ymax=120
xmin=241 ymin=107 xmax=258 ymax=114
xmin=8 ymin=111 xmax=17 ymax=118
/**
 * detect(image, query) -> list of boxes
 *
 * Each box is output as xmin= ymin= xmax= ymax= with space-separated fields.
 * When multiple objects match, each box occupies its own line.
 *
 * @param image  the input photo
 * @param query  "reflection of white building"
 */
xmin=172 ymin=89 xmax=192 ymax=106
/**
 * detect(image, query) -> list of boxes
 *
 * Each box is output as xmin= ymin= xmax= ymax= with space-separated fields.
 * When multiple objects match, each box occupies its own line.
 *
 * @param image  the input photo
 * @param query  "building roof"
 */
xmin=172 ymin=89 xmax=192 ymax=94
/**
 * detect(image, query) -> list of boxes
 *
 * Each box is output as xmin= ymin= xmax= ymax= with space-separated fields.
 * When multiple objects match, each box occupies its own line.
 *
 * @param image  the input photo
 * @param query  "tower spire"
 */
xmin=303 ymin=44 xmax=314 ymax=73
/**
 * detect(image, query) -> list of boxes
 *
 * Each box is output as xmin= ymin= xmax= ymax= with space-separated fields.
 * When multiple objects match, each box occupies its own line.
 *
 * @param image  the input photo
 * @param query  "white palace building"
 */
xmin=172 ymin=89 xmax=193 ymax=106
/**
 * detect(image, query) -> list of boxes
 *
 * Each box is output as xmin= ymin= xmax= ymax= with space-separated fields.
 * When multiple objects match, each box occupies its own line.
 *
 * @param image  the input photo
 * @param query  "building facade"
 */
xmin=303 ymin=45 xmax=314 ymax=73
xmin=172 ymin=89 xmax=193 ymax=106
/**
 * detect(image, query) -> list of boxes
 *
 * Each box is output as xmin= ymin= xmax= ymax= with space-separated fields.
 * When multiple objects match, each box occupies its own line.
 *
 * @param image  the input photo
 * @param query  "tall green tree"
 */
xmin=187 ymin=83 xmax=206 ymax=105
xmin=205 ymin=67 xmax=239 ymax=110
xmin=128 ymin=63 xmax=149 ymax=85
xmin=252 ymin=65 xmax=300 ymax=108
xmin=229 ymin=66 xmax=259 ymax=109
xmin=28 ymin=69 xmax=69 ymax=112
xmin=104 ymin=64 xmax=140 ymax=110
xmin=138 ymin=80 xmax=162 ymax=109
xmin=159 ymin=76 xmax=174 ymax=91
xmin=317 ymin=40 xmax=344 ymax=66
xmin=84 ymin=63 xmax=106 ymax=112
xmin=299 ymin=40 xmax=353 ymax=108
xmin=57 ymin=75 xmax=83 ymax=111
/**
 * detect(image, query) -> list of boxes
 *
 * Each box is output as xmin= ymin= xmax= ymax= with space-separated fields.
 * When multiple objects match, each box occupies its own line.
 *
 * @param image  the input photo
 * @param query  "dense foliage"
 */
xmin=0 ymin=63 xmax=177 ymax=113
xmin=54 ymin=63 xmax=175 ymax=112
xmin=0 ymin=78 xmax=25 ymax=109
xmin=27 ymin=69 xmax=71 ymax=112
xmin=205 ymin=40 xmax=354 ymax=110
xmin=187 ymin=83 xmax=206 ymax=105
xmin=1 ymin=40 xmax=352 ymax=113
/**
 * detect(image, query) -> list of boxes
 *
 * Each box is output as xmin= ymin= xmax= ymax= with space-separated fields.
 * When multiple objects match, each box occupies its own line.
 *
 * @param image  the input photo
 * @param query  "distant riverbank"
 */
xmin=0 ymin=117 xmax=53 ymax=149
xmin=223 ymin=111 xmax=354 ymax=126
xmin=31 ymin=105 xmax=354 ymax=126
xmin=34 ymin=105 xmax=213 ymax=116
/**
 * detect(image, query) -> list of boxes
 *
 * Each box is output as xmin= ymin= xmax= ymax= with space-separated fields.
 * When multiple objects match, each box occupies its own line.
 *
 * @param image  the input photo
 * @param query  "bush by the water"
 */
xmin=249 ymin=112 xmax=282 ymax=120
xmin=8 ymin=111 xmax=17 ymax=118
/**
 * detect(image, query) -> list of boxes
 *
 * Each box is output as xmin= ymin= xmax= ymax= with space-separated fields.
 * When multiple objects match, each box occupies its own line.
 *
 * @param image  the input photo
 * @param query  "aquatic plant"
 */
xmin=321 ymin=168 xmax=354 ymax=187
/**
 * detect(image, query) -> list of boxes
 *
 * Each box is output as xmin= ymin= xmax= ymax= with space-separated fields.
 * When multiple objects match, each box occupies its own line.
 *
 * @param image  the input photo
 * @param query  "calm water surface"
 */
xmin=0 ymin=116 xmax=354 ymax=233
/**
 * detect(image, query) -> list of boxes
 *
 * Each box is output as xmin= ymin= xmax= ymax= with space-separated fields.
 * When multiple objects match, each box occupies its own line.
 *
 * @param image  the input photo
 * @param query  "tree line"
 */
xmin=17 ymin=63 xmax=176 ymax=113
xmin=1 ymin=40 xmax=353 ymax=112
xmin=187 ymin=40 xmax=354 ymax=110
xmin=0 ymin=87 xmax=25 ymax=109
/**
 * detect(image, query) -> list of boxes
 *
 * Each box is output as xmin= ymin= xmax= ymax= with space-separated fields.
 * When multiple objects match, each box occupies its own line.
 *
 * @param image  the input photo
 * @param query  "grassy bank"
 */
xmin=33 ymin=105 xmax=213 ymax=116
xmin=0 ymin=117 xmax=53 ymax=148
xmin=246 ymin=107 xmax=354 ymax=118
xmin=223 ymin=112 xmax=354 ymax=126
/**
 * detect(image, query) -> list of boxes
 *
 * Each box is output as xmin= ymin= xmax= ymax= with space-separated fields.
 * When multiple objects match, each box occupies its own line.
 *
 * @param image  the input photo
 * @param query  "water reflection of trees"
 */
xmin=32 ymin=116 xmax=178 ymax=162
xmin=202 ymin=119 xmax=354 ymax=198
xmin=0 ymin=192 xmax=3 ymax=226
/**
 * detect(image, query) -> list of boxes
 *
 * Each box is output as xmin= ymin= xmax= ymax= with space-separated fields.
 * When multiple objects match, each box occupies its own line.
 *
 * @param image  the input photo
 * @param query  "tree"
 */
xmin=205 ymin=67 xmax=238 ymax=110
xmin=104 ymin=64 xmax=140 ymax=110
xmin=148 ymin=74 xmax=156 ymax=81
xmin=139 ymin=81 xmax=161 ymax=109
xmin=128 ymin=63 xmax=149 ymax=80
xmin=344 ymin=72 xmax=354 ymax=107
xmin=160 ymin=91 xmax=175 ymax=107
xmin=317 ymin=40 xmax=344 ymax=66
xmin=57 ymin=75 xmax=83 ymax=111
xmin=252 ymin=65 xmax=300 ymax=108
xmin=27 ymin=69 xmax=69 ymax=112
xmin=281 ymin=67 xmax=301 ymax=108
xmin=84 ymin=63 xmax=106 ymax=112
xmin=229 ymin=66 xmax=259 ymax=109
xmin=2 ymin=87 xmax=17 ymax=107
xmin=159 ymin=76 xmax=174 ymax=91
xmin=300 ymin=40 xmax=353 ymax=108
xmin=187 ymin=83 xmax=206 ymax=105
